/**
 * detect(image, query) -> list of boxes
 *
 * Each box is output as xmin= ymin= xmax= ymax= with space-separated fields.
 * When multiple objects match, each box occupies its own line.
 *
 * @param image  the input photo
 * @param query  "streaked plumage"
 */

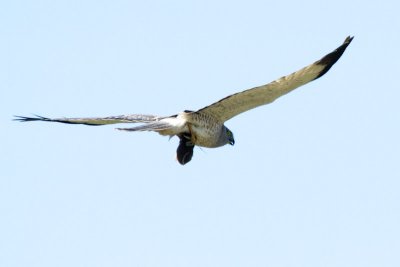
xmin=15 ymin=36 xmax=353 ymax=165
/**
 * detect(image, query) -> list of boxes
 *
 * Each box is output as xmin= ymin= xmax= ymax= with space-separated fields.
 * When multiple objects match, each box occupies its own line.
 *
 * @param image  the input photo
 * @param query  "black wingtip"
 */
xmin=314 ymin=35 xmax=354 ymax=80
xmin=13 ymin=114 xmax=51 ymax=122
xmin=340 ymin=36 xmax=354 ymax=45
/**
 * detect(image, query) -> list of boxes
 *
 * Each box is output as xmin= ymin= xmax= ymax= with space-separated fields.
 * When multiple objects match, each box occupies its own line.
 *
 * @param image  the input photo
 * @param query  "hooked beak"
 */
xmin=229 ymin=138 xmax=235 ymax=146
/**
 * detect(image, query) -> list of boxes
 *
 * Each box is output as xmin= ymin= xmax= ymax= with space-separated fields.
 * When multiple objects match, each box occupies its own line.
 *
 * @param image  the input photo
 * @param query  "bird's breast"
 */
xmin=181 ymin=111 xmax=225 ymax=148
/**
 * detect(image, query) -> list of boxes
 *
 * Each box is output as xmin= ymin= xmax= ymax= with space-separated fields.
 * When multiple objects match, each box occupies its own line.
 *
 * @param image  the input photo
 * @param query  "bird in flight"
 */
xmin=15 ymin=36 xmax=353 ymax=165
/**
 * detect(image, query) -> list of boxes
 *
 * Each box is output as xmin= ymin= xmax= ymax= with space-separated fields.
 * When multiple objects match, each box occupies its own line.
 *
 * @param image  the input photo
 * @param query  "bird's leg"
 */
xmin=187 ymin=123 xmax=196 ymax=145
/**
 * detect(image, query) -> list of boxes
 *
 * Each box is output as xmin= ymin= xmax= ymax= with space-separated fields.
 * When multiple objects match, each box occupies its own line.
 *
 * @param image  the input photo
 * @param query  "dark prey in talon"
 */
xmin=14 ymin=36 xmax=353 ymax=165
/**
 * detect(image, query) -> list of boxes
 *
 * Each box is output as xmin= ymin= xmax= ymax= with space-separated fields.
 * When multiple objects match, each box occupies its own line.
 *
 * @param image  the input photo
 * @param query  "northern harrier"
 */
xmin=15 ymin=36 xmax=353 ymax=165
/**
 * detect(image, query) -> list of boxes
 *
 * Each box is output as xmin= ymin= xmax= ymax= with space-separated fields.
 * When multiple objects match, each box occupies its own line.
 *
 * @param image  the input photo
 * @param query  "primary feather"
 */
xmin=198 ymin=36 xmax=353 ymax=122
xmin=13 ymin=114 xmax=161 ymax=125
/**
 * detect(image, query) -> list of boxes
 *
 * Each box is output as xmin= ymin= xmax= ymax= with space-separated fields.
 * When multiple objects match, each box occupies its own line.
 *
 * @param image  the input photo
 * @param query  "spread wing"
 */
xmin=13 ymin=114 xmax=162 ymax=125
xmin=197 ymin=36 xmax=353 ymax=122
xmin=14 ymin=113 xmax=185 ymax=136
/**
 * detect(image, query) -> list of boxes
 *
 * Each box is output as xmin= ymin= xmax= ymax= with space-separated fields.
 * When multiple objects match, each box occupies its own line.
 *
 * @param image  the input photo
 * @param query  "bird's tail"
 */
xmin=116 ymin=121 xmax=173 ymax=132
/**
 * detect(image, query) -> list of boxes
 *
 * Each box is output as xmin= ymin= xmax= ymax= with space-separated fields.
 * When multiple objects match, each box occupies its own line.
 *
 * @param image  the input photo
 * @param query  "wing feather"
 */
xmin=13 ymin=114 xmax=162 ymax=126
xmin=197 ymin=36 xmax=353 ymax=122
xmin=116 ymin=121 xmax=174 ymax=132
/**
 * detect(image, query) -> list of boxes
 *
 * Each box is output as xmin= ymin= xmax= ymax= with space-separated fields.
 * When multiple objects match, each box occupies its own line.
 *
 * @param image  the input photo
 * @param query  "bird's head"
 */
xmin=225 ymin=127 xmax=235 ymax=146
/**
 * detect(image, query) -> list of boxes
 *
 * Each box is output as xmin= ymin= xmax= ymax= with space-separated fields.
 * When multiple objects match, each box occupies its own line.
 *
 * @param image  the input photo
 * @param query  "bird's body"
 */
xmin=15 ymin=36 xmax=353 ymax=165
xmin=152 ymin=111 xmax=229 ymax=148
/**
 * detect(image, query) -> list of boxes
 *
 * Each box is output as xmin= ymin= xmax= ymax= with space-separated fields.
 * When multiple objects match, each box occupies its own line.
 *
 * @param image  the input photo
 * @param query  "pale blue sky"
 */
xmin=1 ymin=1 xmax=399 ymax=266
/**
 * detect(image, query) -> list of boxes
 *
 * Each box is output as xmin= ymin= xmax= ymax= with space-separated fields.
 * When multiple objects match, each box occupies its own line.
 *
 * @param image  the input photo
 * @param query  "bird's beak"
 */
xmin=229 ymin=139 xmax=235 ymax=146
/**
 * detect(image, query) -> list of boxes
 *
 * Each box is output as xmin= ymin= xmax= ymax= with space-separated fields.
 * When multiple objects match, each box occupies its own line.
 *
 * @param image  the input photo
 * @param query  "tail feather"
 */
xmin=116 ymin=121 xmax=173 ymax=132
